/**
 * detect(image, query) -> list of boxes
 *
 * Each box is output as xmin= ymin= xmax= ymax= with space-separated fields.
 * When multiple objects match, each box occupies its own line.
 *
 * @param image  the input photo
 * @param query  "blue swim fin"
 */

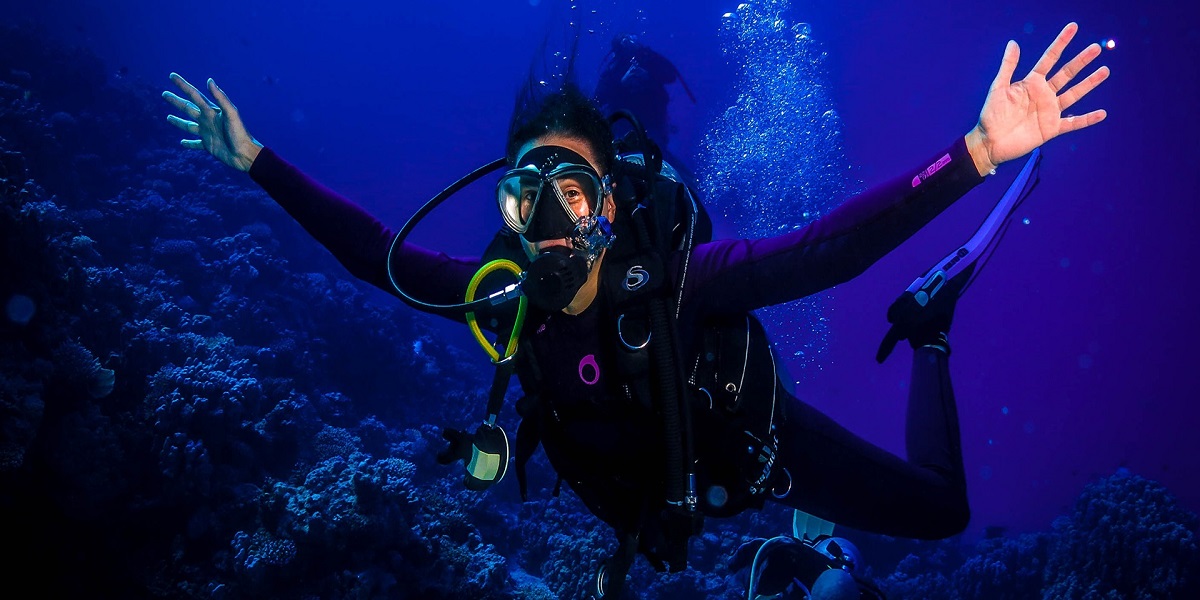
xmin=876 ymin=148 xmax=1043 ymax=364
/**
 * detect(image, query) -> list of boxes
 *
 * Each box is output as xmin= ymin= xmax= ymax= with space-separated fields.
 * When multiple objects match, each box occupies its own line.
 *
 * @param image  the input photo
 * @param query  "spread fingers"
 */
xmin=1049 ymin=42 xmax=1102 ymax=93
xmin=1058 ymin=66 xmax=1110 ymax=112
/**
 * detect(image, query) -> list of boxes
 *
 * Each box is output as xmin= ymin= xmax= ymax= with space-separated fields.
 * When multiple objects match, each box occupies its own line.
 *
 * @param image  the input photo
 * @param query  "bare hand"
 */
xmin=970 ymin=22 xmax=1110 ymax=173
xmin=162 ymin=73 xmax=262 ymax=172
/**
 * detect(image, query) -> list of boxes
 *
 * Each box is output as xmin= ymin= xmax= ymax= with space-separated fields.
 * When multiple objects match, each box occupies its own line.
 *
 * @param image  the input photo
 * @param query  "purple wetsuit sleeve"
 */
xmin=680 ymin=138 xmax=985 ymax=315
xmin=247 ymin=147 xmax=480 ymax=310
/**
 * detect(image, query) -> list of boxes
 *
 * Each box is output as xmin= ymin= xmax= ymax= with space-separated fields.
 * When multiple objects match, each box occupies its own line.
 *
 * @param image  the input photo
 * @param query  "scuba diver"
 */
xmin=594 ymin=34 xmax=696 ymax=158
xmin=162 ymin=21 xmax=1108 ymax=599
xmin=594 ymin=34 xmax=710 ymax=209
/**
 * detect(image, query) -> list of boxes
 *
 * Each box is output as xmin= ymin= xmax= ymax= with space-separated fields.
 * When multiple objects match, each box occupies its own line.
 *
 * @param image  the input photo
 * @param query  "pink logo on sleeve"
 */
xmin=912 ymin=153 xmax=952 ymax=187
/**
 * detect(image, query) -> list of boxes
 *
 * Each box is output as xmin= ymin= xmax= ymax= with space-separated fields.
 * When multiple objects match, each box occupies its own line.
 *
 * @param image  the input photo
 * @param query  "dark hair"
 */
xmin=506 ymin=80 xmax=615 ymax=175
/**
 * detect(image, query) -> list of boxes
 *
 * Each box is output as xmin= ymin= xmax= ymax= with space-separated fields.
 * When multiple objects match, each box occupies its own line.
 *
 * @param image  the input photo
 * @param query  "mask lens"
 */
xmin=549 ymin=171 xmax=600 ymax=218
xmin=547 ymin=167 xmax=603 ymax=223
xmin=497 ymin=170 xmax=545 ymax=233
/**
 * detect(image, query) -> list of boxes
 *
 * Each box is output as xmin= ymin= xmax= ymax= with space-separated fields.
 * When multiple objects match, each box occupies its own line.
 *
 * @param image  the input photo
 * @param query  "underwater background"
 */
xmin=2 ymin=0 xmax=1197 ymax=598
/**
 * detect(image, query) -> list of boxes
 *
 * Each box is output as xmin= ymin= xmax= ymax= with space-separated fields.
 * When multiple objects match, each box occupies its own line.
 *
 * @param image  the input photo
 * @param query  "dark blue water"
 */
xmin=3 ymin=0 xmax=1197 ymax=598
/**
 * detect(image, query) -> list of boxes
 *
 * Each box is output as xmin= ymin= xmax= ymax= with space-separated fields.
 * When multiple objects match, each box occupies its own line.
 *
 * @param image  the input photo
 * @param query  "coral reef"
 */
xmin=952 ymin=532 xmax=1050 ymax=600
xmin=1044 ymin=469 xmax=1200 ymax=599
xmin=868 ymin=469 xmax=1199 ymax=600
xmin=877 ymin=549 xmax=956 ymax=600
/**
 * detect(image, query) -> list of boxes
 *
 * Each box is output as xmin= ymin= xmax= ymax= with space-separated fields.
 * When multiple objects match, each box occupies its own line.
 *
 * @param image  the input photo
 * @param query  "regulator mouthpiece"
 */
xmin=522 ymin=246 xmax=589 ymax=312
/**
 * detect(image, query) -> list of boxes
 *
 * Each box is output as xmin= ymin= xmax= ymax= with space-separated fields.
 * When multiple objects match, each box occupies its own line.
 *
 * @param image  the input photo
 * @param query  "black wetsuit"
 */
xmin=248 ymin=137 xmax=983 ymax=540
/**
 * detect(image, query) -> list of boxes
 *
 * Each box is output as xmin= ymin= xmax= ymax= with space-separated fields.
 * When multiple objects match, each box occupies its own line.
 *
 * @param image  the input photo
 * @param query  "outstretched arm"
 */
xmin=965 ymin=22 xmax=1109 ymax=175
xmin=160 ymin=74 xmax=479 ymax=313
xmin=682 ymin=138 xmax=984 ymax=316
xmin=682 ymin=23 xmax=1110 ymax=316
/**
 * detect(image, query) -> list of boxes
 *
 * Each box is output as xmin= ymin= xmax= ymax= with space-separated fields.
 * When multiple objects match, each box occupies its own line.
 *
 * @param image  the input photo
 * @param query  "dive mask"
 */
xmin=497 ymin=145 xmax=612 ymax=243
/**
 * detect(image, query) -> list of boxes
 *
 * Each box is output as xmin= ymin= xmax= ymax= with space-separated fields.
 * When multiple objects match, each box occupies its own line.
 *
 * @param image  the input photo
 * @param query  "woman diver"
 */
xmin=162 ymin=21 xmax=1108 ymax=599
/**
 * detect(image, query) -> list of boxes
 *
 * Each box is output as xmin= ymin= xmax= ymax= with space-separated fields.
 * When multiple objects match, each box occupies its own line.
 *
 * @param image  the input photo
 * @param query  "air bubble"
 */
xmin=698 ymin=0 xmax=847 ymax=376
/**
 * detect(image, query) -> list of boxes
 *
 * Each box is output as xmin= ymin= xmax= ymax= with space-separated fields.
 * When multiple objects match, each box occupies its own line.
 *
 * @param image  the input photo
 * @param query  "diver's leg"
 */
xmin=771 ymin=345 xmax=968 ymax=539
xmin=905 ymin=344 xmax=967 ymax=507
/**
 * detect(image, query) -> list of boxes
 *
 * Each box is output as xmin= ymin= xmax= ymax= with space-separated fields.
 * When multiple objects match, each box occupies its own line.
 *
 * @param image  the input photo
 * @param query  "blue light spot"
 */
xmin=1078 ymin=354 xmax=1093 ymax=369
xmin=981 ymin=466 xmax=993 ymax=480
xmin=1001 ymin=406 xmax=1009 ymax=416
xmin=1059 ymin=257 xmax=1071 ymax=269
xmin=6 ymin=294 xmax=36 ymax=325
xmin=1024 ymin=422 xmax=1036 ymax=434
xmin=1023 ymin=22 xmax=1035 ymax=35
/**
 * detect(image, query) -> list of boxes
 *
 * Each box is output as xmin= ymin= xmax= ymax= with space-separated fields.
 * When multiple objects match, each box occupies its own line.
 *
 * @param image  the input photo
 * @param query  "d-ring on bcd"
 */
xmin=617 ymin=313 xmax=651 ymax=350
xmin=771 ymin=468 xmax=793 ymax=499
